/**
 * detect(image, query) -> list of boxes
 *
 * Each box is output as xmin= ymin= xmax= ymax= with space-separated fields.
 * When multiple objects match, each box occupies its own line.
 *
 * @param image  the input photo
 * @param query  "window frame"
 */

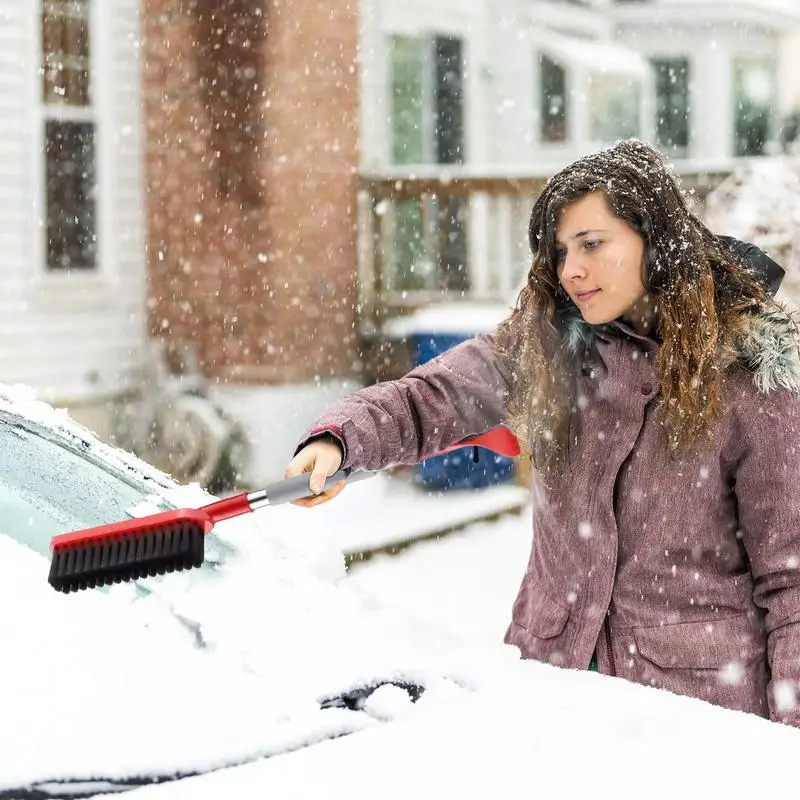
xmin=534 ymin=35 xmax=654 ymax=151
xmin=32 ymin=0 xmax=113 ymax=293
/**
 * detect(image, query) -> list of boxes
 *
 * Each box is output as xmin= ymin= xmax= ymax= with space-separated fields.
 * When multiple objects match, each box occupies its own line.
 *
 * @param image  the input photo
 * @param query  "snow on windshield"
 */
xmin=96 ymin=504 xmax=800 ymax=799
xmin=0 ymin=384 xmax=183 ymax=500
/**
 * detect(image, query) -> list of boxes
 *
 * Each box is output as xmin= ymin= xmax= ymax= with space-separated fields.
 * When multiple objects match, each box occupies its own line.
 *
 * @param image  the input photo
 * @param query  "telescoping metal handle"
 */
xmin=248 ymin=469 xmax=376 ymax=510
xmin=202 ymin=470 xmax=376 ymax=523
xmin=201 ymin=426 xmax=519 ymax=525
xmin=237 ymin=425 xmax=520 ymax=513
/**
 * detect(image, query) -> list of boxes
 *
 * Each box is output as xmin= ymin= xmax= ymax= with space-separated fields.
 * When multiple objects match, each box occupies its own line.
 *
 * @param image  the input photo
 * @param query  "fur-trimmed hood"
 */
xmin=561 ymin=303 xmax=800 ymax=395
xmin=735 ymin=304 xmax=800 ymax=393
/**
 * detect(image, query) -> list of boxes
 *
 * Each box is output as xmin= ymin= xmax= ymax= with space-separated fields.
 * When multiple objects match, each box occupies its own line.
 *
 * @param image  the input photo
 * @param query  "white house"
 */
xmin=0 ymin=0 xmax=146 ymax=436
xmin=3 ymin=0 xmax=799 ymax=488
xmin=360 ymin=0 xmax=656 ymax=171
xmin=612 ymin=0 xmax=800 ymax=159
xmin=361 ymin=0 xmax=800 ymax=170
xmin=356 ymin=0 xmax=800 ymax=325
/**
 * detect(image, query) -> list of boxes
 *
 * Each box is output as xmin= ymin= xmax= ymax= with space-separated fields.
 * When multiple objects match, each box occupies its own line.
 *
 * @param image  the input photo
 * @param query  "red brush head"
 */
xmin=48 ymin=509 xmax=214 ymax=593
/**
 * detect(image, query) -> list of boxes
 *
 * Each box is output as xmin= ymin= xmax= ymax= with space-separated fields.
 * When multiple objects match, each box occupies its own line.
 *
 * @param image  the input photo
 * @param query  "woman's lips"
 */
xmin=575 ymin=289 xmax=600 ymax=303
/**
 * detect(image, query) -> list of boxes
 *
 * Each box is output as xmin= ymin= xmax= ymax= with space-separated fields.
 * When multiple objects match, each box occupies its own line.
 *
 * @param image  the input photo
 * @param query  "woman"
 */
xmin=286 ymin=139 xmax=800 ymax=725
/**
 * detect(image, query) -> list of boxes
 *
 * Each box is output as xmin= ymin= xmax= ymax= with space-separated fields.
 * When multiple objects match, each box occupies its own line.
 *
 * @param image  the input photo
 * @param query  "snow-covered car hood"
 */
xmin=0 ymin=385 xmax=520 ymax=796
xmin=103 ymin=656 xmax=800 ymax=800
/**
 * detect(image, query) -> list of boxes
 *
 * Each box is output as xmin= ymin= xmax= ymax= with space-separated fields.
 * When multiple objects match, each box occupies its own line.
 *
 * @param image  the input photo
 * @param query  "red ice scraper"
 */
xmin=48 ymin=427 xmax=520 ymax=593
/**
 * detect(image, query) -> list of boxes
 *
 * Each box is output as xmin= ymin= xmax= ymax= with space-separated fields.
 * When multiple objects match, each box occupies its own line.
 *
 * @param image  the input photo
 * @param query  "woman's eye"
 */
xmin=584 ymin=240 xmax=601 ymax=251
xmin=555 ymin=248 xmax=566 ymax=264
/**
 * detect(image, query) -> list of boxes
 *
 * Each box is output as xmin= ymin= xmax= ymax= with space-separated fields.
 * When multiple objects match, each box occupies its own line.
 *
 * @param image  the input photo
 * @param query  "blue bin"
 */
xmin=409 ymin=331 xmax=515 ymax=491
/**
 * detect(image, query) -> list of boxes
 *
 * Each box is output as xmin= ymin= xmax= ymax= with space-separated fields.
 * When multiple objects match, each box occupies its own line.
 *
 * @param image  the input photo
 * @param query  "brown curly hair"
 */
xmin=494 ymin=139 xmax=772 ymax=478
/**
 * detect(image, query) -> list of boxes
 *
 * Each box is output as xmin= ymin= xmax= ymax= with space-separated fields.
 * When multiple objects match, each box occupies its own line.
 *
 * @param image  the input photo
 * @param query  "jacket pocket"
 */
xmin=634 ymin=615 xmax=764 ymax=670
xmin=510 ymin=583 xmax=570 ymax=639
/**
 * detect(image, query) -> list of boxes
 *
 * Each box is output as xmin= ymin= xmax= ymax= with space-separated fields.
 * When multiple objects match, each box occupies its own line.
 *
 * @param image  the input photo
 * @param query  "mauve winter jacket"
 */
xmin=299 ymin=303 xmax=800 ymax=725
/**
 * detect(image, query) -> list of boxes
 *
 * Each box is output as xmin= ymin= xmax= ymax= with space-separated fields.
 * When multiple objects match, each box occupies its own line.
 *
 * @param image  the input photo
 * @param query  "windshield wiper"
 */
xmin=5 ymin=681 xmax=426 ymax=798
xmin=0 ymin=774 xmax=182 ymax=799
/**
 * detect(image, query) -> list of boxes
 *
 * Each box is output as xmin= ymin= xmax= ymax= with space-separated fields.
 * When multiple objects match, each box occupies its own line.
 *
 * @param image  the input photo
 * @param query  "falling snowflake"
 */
xmin=773 ymin=680 xmax=798 ymax=713
xmin=578 ymin=521 xmax=593 ymax=539
xmin=719 ymin=661 xmax=745 ymax=686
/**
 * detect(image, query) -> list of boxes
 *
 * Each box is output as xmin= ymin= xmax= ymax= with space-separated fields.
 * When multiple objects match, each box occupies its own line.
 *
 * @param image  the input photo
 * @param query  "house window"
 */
xmin=389 ymin=34 xmax=465 ymax=165
xmin=652 ymin=57 xmax=690 ymax=150
xmin=539 ymin=55 xmax=567 ymax=143
xmin=733 ymin=56 xmax=776 ymax=157
xmin=41 ymin=0 xmax=97 ymax=270
xmin=390 ymin=36 xmax=427 ymax=165
xmin=434 ymin=37 xmax=464 ymax=165
xmin=588 ymin=72 xmax=640 ymax=142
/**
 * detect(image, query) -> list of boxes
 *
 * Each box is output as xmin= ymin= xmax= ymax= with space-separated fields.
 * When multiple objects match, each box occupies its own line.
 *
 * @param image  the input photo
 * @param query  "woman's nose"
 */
xmin=560 ymin=250 xmax=587 ymax=282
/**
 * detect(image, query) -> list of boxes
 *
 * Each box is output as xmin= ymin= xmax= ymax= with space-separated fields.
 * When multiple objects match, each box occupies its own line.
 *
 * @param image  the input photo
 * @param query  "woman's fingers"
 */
xmin=285 ymin=438 xmax=345 ymax=507
xmin=290 ymin=479 xmax=347 ymax=508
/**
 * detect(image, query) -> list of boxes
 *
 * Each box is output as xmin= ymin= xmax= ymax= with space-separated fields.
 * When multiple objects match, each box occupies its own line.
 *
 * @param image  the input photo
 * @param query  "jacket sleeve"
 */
xmin=296 ymin=333 xmax=512 ymax=472
xmin=733 ymin=385 xmax=800 ymax=725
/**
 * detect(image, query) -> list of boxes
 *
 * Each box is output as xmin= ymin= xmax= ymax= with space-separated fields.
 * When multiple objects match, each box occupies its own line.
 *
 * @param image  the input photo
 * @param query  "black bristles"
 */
xmin=48 ymin=522 xmax=206 ymax=593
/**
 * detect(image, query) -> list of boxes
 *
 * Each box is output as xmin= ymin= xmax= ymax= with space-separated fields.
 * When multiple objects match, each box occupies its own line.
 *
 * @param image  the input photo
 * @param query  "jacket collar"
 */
xmin=561 ymin=304 xmax=800 ymax=394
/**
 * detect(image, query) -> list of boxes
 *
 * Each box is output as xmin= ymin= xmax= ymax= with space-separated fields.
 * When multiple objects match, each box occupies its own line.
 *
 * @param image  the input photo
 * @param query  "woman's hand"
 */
xmin=284 ymin=437 xmax=346 ymax=507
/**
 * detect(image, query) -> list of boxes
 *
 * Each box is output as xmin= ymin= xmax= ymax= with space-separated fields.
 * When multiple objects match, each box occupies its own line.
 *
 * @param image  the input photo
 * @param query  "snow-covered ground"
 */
xmin=344 ymin=509 xmax=534 ymax=647
xmin=308 ymin=471 xmax=529 ymax=556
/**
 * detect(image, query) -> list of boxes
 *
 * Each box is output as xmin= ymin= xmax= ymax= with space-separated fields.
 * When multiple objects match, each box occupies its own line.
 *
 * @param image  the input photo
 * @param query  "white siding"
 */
xmin=0 ymin=3 xmax=33 ymax=340
xmin=0 ymin=1 xmax=146 ymax=403
xmin=780 ymin=31 xmax=800 ymax=112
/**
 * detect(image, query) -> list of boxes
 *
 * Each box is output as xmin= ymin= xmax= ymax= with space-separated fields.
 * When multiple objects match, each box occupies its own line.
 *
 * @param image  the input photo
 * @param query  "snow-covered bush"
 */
xmin=704 ymin=157 xmax=800 ymax=306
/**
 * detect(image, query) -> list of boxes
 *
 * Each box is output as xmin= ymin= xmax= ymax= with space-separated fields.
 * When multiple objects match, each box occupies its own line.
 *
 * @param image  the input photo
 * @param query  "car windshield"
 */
xmin=0 ymin=414 xmax=175 ymax=558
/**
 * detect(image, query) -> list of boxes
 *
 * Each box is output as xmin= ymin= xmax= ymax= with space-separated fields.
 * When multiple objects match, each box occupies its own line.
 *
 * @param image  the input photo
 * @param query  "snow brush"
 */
xmin=48 ymin=427 xmax=520 ymax=593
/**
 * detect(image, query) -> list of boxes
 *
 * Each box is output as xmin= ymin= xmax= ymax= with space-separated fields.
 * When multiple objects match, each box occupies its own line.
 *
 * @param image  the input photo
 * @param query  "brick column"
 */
xmin=142 ymin=0 xmax=360 ymax=385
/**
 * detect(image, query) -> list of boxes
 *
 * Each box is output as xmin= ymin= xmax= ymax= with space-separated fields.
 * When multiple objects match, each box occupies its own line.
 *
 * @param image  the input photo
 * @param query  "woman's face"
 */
xmin=555 ymin=191 xmax=652 ymax=334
